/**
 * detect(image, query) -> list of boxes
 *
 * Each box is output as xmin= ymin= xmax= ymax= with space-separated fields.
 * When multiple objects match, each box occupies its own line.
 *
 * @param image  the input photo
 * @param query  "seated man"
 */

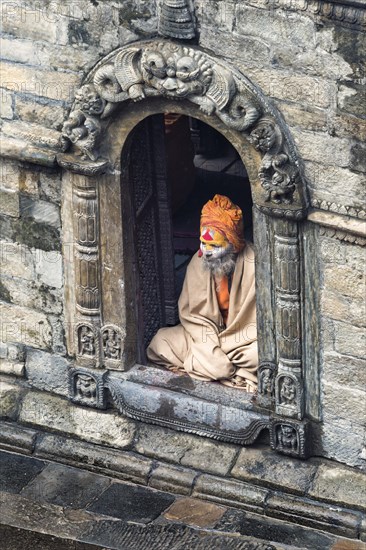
xmin=147 ymin=194 xmax=258 ymax=392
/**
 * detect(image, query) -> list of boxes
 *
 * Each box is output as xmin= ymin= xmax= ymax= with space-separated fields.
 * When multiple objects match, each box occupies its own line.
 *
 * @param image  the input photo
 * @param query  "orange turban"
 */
xmin=200 ymin=194 xmax=245 ymax=252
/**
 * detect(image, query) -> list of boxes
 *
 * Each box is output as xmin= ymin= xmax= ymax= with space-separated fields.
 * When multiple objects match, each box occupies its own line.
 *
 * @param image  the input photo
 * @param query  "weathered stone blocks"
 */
xmin=25 ymin=349 xmax=69 ymax=397
xmin=36 ymin=434 xmax=152 ymax=485
xmin=0 ymin=381 xmax=23 ymax=420
xmin=19 ymin=391 xmax=136 ymax=449
xmin=134 ymin=424 xmax=239 ymax=476
xmin=309 ymin=463 xmax=366 ymax=510
xmin=0 ymin=61 xmax=80 ymax=103
xmin=231 ymin=447 xmax=317 ymax=495
xmin=0 ymin=302 xmax=52 ymax=350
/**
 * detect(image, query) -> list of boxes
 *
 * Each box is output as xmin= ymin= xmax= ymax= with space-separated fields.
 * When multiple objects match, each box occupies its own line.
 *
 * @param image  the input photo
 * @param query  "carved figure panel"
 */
xmin=257 ymin=362 xmax=276 ymax=405
xmin=270 ymin=419 xmax=309 ymax=459
xmin=69 ymin=368 xmax=106 ymax=409
xmin=275 ymin=366 xmax=304 ymax=419
xmin=102 ymin=324 xmax=124 ymax=368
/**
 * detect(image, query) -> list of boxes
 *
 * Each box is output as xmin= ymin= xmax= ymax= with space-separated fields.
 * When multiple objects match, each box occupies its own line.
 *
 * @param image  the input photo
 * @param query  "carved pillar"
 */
xmin=273 ymin=218 xmax=304 ymax=420
xmin=71 ymin=173 xmax=101 ymax=368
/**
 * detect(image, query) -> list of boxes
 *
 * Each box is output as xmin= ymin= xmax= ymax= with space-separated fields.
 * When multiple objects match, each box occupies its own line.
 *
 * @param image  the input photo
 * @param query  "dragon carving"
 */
xmin=60 ymin=41 xmax=300 ymax=206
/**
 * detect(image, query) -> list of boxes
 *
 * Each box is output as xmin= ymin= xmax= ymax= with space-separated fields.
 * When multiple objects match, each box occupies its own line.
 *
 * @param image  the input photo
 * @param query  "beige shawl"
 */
xmin=178 ymin=244 xmax=258 ymax=387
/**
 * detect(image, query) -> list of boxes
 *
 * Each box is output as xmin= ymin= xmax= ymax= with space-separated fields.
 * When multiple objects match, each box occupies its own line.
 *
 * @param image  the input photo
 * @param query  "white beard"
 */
xmin=202 ymin=245 xmax=237 ymax=281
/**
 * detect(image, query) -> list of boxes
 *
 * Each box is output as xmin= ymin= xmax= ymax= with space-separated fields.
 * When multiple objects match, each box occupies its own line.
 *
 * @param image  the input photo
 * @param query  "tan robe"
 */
xmin=147 ymin=245 xmax=258 ymax=391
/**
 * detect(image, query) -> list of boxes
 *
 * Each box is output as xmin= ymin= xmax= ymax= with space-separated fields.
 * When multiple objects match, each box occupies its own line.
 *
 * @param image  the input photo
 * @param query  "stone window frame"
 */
xmin=59 ymin=40 xmax=319 ymax=458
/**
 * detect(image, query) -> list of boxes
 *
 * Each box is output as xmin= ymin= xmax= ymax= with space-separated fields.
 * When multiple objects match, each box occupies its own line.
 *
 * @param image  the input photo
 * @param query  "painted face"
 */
xmin=199 ymin=227 xmax=230 ymax=260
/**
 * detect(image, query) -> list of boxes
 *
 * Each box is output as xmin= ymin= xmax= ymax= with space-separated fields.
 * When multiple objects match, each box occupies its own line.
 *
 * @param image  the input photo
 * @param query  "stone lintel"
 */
xmin=308 ymin=208 xmax=366 ymax=239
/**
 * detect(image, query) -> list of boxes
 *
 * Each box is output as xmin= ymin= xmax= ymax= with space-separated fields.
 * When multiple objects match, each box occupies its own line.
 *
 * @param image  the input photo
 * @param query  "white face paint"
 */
xmin=199 ymin=227 xmax=230 ymax=262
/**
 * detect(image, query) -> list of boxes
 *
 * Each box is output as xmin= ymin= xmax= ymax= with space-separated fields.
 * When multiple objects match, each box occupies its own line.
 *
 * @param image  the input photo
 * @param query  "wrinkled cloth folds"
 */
xmin=147 ymin=245 xmax=258 ymax=391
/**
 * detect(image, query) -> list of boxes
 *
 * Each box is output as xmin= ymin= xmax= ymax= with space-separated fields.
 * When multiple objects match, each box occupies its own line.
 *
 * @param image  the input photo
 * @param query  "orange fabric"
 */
xmin=200 ymin=194 xmax=244 ymax=252
xmin=216 ymin=277 xmax=230 ymax=326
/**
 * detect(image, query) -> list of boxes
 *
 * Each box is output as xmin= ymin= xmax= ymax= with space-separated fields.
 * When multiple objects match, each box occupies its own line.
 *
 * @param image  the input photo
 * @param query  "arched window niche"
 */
xmin=60 ymin=40 xmax=317 ymax=459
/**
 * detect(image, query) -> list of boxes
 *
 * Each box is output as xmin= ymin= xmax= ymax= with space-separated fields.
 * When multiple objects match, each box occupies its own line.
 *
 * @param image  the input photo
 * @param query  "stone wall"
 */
xmin=0 ymin=0 xmax=365 ymax=470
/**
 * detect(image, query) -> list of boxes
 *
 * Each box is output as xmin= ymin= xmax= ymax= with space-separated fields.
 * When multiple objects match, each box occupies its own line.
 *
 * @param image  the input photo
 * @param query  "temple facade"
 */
xmin=0 ymin=0 xmax=365 ymax=542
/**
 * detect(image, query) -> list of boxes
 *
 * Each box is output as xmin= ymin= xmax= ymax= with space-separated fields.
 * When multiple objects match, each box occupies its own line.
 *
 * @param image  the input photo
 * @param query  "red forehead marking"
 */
xmin=202 ymin=230 xmax=213 ymax=241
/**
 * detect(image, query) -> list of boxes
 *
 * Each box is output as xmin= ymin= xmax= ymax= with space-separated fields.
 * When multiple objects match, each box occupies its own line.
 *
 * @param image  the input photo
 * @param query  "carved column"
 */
xmin=273 ymin=218 xmax=304 ymax=420
xmin=71 ymin=173 xmax=101 ymax=369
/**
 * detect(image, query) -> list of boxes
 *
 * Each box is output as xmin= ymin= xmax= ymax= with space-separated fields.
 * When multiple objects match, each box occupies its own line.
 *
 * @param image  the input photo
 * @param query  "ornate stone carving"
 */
xmin=69 ymin=368 xmax=107 ymax=409
xmin=279 ymin=375 xmax=297 ymax=405
xmin=275 ymin=360 xmax=304 ymax=419
xmin=75 ymin=321 xmax=99 ymax=366
xmin=61 ymin=85 xmax=106 ymax=162
xmin=257 ymin=362 xmax=276 ymax=398
xmin=319 ymin=226 xmax=366 ymax=247
xmin=310 ymin=198 xmax=366 ymax=220
xmin=107 ymin=378 xmax=270 ymax=445
xmin=158 ymin=0 xmax=196 ymax=40
xmin=77 ymin=323 xmax=96 ymax=356
xmin=61 ymin=40 xmax=306 ymax=215
xmin=270 ymin=418 xmax=309 ymax=458
xmin=273 ymin=222 xmax=304 ymax=420
xmin=102 ymin=324 xmax=124 ymax=367
xmin=249 ymin=118 xmax=298 ymax=205
xmin=253 ymin=0 xmax=366 ymax=28
xmin=72 ymin=175 xmax=100 ymax=317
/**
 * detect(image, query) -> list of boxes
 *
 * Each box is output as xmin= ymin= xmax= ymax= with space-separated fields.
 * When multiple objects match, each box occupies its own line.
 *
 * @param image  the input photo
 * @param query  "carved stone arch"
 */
xmin=59 ymin=39 xmax=312 ymax=458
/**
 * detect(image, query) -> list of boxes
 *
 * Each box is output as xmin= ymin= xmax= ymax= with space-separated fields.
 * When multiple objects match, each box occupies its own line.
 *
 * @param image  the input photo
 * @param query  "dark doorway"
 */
xmin=125 ymin=113 xmax=253 ymax=363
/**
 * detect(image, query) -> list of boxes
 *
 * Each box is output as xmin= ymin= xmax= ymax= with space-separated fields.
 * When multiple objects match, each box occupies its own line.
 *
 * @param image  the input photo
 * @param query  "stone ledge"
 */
xmin=35 ymin=433 xmax=152 ymax=485
xmin=266 ymin=492 xmax=362 ymax=539
xmin=0 ymin=420 xmax=37 ymax=454
xmin=0 ymin=419 xmax=365 ymax=540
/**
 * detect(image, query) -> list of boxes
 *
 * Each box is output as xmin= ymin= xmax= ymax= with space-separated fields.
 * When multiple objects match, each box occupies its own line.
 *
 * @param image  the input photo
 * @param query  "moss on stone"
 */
xmin=118 ymin=1 xmax=150 ymax=26
xmin=13 ymin=218 xmax=61 ymax=252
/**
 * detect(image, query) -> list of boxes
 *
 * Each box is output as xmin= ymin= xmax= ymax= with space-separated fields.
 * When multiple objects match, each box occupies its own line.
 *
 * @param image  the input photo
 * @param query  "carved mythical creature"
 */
xmin=75 ymin=374 xmax=97 ymax=399
xmin=250 ymin=119 xmax=297 ymax=204
xmin=61 ymin=85 xmax=105 ymax=161
xmin=93 ymin=43 xmax=259 ymax=130
xmin=278 ymin=425 xmax=297 ymax=451
xmin=280 ymin=376 xmax=296 ymax=405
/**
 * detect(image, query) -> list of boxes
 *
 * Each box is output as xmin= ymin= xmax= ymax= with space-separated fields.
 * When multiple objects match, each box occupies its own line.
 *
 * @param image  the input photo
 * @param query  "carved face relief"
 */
xmin=141 ymin=45 xmax=212 ymax=100
xmin=74 ymin=85 xmax=105 ymax=116
xmin=75 ymin=374 xmax=97 ymax=399
xmin=278 ymin=424 xmax=298 ymax=451
xmin=250 ymin=122 xmax=277 ymax=153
